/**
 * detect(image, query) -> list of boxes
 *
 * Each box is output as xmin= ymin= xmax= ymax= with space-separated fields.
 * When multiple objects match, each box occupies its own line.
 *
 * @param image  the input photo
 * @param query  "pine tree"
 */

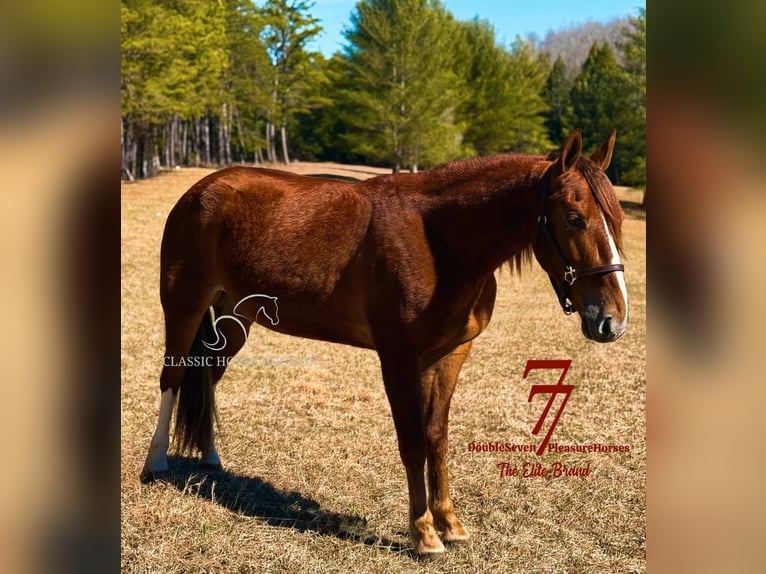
xmin=261 ymin=0 xmax=323 ymax=163
xmin=121 ymin=0 xmax=228 ymax=176
xmin=222 ymin=0 xmax=271 ymax=163
xmin=568 ymin=41 xmax=632 ymax=183
xmin=456 ymin=22 xmax=551 ymax=155
xmin=542 ymin=55 xmax=571 ymax=148
xmin=618 ymin=7 xmax=646 ymax=188
xmin=340 ymin=0 xmax=464 ymax=171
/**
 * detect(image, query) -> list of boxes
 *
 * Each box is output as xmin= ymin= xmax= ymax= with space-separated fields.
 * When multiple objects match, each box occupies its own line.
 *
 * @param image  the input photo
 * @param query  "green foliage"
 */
xmin=339 ymin=0 xmax=464 ymax=170
xmin=261 ymin=0 xmax=325 ymax=159
xmin=121 ymin=1 xmax=646 ymax=183
xmin=568 ymin=42 xmax=633 ymax=183
xmin=564 ymin=8 xmax=646 ymax=186
xmin=121 ymin=0 xmax=227 ymax=122
xmin=617 ymin=8 xmax=646 ymax=186
xmin=457 ymin=22 xmax=551 ymax=155
xmin=542 ymin=55 xmax=572 ymax=147
xmin=223 ymin=0 xmax=272 ymax=154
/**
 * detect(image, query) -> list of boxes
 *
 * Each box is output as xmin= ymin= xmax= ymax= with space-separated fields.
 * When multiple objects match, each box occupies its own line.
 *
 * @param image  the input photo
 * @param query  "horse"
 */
xmin=140 ymin=129 xmax=628 ymax=556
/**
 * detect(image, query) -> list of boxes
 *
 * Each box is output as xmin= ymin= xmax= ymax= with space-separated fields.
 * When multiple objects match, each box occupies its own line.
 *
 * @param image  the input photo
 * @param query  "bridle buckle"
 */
xmin=563 ymin=266 xmax=577 ymax=286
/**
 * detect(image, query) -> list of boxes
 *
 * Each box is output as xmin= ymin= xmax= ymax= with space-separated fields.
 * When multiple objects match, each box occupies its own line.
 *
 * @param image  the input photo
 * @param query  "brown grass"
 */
xmin=121 ymin=165 xmax=645 ymax=573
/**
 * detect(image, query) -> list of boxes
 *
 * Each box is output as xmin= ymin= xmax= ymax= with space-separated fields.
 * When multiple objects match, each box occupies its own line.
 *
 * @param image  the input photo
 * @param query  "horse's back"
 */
xmin=162 ymin=166 xmax=373 ymax=301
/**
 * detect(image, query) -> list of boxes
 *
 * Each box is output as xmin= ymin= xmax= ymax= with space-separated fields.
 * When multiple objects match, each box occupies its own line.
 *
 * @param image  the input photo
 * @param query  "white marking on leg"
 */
xmin=142 ymin=389 xmax=175 ymax=474
xmin=600 ymin=211 xmax=629 ymax=320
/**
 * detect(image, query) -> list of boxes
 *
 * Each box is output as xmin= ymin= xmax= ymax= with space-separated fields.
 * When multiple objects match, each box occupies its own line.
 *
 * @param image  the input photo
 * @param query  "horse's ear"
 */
xmin=558 ymin=129 xmax=583 ymax=174
xmin=590 ymin=129 xmax=617 ymax=171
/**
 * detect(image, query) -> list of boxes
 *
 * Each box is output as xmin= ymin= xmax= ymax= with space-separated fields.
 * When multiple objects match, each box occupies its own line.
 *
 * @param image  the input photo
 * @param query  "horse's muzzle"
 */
xmin=580 ymin=306 xmax=627 ymax=343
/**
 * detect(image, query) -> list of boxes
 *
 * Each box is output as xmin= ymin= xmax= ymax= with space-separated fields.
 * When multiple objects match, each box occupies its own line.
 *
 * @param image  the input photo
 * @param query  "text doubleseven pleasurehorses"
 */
xmin=140 ymin=129 xmax=628 ymax=555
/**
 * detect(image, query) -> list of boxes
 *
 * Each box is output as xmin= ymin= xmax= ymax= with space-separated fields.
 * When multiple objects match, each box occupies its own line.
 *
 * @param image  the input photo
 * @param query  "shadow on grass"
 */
xmin=157 ymin=455 xmax=413 ymax=555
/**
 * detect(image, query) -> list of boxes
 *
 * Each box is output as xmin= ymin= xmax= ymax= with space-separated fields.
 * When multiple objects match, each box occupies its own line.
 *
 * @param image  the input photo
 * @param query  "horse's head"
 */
xmin=533 ymin=129 xmax=628 ymax=343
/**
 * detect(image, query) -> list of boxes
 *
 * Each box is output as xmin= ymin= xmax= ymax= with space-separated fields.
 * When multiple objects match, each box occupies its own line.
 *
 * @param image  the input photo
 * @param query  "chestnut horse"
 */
xmin=140 ymin=129 xmax=628 ymax=555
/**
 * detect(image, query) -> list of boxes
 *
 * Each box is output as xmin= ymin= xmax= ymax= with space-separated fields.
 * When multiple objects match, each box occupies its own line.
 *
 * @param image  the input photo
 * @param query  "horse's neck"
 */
xmin=419 ymin=156 xmax=547 ymax=277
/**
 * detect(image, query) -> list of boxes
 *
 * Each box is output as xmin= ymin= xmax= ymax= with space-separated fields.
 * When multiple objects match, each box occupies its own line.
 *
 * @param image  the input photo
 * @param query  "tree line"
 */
xmin=121 ymin=0 xmax=645 ymax=186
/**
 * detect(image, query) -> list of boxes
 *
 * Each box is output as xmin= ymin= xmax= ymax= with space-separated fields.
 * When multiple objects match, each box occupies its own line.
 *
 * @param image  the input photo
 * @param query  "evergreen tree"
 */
xmin=456 ymin=22 xmax=550 ymax=155
xmin=223 ymin=0 xmax=272 ymax=163
xmin=618 ymin=7 xmax=646 ymax=187
xmin=542 ymin=55 xmax=571 ymax=147
xmin=568 ymin=41 xmax=632 ymax=183
xmin=503 ymin=38 xmax=552 ymax=153
xmin=340 ymin=0 xmax=464 ymax=171
xmin=261 ymin=0 xmax=323 ymax=163
xmin=121 ymin=0 xmax=228 ymax=177
xmin=291 ymin=54 xmax=359 ymax=163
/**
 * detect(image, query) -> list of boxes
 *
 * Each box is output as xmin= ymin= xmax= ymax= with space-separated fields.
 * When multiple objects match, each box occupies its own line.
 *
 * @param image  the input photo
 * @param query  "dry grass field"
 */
xmin=121 ymin=163 xmax=645 ymax=573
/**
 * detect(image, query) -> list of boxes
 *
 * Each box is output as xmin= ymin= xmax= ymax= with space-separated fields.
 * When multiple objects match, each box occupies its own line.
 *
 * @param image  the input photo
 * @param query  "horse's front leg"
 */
xmin=378 ymin=350 xmax=445 ymax=556
xmin=422 ymin=341 xmax=472 ymax=543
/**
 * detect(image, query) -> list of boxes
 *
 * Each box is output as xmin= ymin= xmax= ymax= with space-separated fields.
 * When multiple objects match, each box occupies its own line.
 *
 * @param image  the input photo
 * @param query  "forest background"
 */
xmin=121 ymin=0 xmax=645 ymax=186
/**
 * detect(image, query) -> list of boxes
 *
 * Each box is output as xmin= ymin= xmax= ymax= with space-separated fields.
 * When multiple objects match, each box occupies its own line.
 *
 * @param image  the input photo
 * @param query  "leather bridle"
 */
xmin=535 ymin=169 xmax=625 ymax=315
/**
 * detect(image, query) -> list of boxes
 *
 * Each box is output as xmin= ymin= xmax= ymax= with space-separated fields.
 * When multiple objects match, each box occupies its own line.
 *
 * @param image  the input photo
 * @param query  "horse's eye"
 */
xmin=567 ymin=213 xmax=584 ymax=228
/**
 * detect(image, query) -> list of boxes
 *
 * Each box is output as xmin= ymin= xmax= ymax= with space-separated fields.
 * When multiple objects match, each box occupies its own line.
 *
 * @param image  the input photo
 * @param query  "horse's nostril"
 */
xmin=601 ymin=316 xmax=614 ymax=336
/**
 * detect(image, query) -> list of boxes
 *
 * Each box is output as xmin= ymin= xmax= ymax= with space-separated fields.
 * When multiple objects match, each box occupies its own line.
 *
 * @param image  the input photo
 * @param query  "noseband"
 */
xmin=535 ymin=169 xmax=625 ymax=315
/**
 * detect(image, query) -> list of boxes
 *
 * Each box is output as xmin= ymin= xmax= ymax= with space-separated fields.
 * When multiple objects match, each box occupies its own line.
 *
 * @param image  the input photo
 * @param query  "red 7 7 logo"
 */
xmin=523 ymin=360 xmax=574 ymax=456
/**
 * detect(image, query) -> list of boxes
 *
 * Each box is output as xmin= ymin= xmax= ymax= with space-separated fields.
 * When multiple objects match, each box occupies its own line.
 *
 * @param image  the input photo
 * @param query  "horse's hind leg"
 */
xmin=141 ymin=385 xmax=177 ymax=481
xmin=199 ymin=293 xmax=254 ymax=469
xmin=422 ymin=341 xmax=472 ymax=543
xmin=140 ymin=284 xmax=219 ymax=481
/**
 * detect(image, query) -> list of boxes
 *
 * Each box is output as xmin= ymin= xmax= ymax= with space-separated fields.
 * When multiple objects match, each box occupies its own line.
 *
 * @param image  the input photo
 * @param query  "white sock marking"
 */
xmin=143 ymin=389 xmax=176 ymax=473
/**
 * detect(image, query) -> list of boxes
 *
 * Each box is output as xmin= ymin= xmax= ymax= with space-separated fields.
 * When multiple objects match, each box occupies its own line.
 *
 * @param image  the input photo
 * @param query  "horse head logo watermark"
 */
xmin=203 ymin=294 xmax=280 ymax=351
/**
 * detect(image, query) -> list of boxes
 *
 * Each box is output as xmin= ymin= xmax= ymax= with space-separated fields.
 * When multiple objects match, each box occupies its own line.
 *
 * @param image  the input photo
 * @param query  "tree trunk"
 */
xmin=169 ymin=115 xmax=177 ymax=167
xmin=224 ymin=103 xmax=232 ymax=164
xmin=194 ymin=117 xmax=201 ymax=167
xmin=181 ymin=119 xmax=188 ymax=165
xmin=202 ymin=115 xmax=211 ymax=165
xmin=218 ymin=111 xmax=224 ymax=165
xmin=121 ymin=118 xmax=128 ymax=180
xmin=267 ymin=122 xmax=277 ymax=163
xmin=163 ymin=121 xmax=170 ymax=168
xmin=234 ymin=108 xmax=246 ymax=163
xmin=130 ymin=130 xmax=138 ymax=179
xmin=149 ymin=124 xmax=160 ymax=177
xmin=280 ymin=123 xmax=290 ymax=164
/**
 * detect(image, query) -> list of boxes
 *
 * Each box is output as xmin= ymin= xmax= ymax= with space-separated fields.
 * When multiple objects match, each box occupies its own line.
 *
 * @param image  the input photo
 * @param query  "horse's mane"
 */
xmin=575 ymin=156 xmax=625 ymax=256
xmin=426 ymin=152 xmax=624 ymax=276
xmin=508 ymin=245 xmax=534 ymax=276
xmin=426 ymin=154 xmax=538 ymax=277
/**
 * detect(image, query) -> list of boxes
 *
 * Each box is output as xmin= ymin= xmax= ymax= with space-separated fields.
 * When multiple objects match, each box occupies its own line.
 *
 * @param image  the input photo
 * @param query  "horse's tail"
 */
xmin=174 ymin=307 xmax=218 ymax=455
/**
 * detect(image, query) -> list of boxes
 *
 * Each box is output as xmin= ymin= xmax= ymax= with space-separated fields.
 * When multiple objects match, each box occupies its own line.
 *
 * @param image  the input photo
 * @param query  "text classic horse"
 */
xmin=141 ymin=129 xmax=627 ymax=555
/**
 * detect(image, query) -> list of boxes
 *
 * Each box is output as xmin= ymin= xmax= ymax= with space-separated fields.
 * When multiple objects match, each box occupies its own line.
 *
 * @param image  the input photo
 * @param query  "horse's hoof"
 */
xmin=443 ymin=534 xmax=470 ymax=545
xmin=441 ymin=528 xmax=470 ymax=544
xmin=199 ymin=462 xmax=223 ymax=472
xmin=413 ymin=532 xmax=445 ymax=557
